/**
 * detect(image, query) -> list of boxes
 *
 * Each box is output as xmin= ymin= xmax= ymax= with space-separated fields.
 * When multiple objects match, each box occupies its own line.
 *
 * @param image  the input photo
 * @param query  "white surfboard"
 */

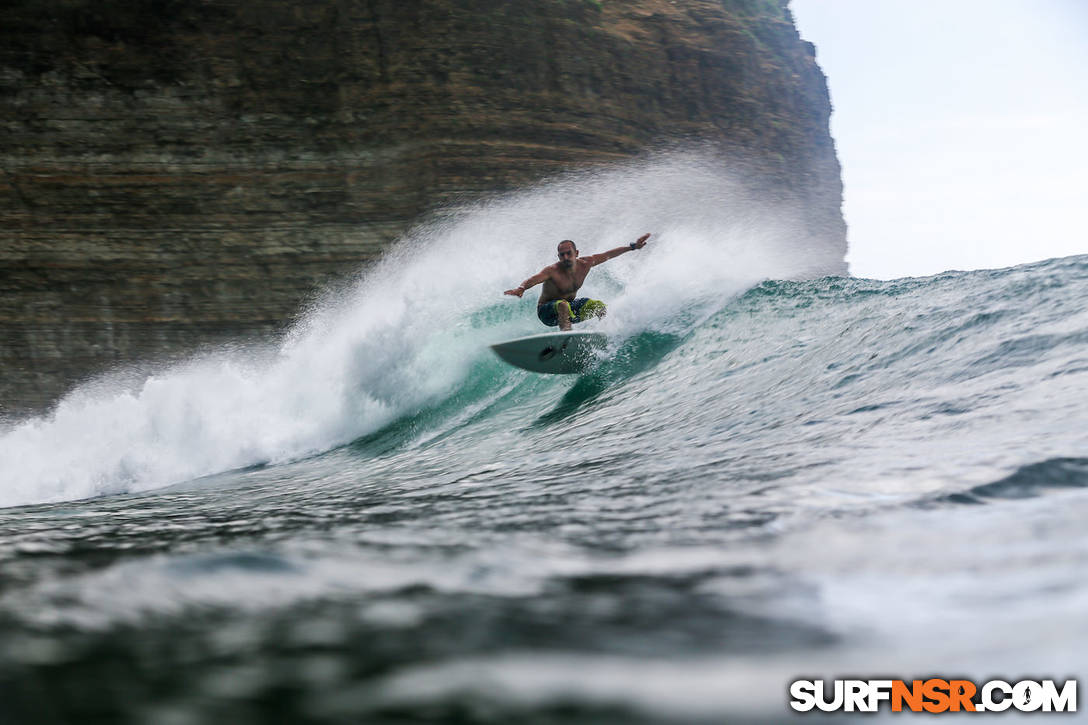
xmin=490 ymin=331 xmax=608 ymax=374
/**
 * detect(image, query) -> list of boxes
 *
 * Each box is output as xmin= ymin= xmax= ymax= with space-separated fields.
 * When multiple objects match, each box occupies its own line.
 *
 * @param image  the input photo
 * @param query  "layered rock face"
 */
xmin=0 ymin=0 xmax=844 ymax=416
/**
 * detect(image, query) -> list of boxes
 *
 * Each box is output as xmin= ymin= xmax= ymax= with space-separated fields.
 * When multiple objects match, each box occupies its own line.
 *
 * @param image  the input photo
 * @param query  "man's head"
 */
xmin=557 ymin=240 xmax=578 ymax=268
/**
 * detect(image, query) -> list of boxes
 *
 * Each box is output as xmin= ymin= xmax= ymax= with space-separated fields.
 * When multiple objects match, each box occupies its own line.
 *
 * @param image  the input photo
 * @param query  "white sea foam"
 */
xmin=0 ymin=154 xmax=840 ymax=508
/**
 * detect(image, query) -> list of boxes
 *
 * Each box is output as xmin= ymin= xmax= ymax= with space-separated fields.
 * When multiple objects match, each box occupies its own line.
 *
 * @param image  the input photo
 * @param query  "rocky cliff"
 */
xmin=0 ymin=0 xmax=844 ymax=416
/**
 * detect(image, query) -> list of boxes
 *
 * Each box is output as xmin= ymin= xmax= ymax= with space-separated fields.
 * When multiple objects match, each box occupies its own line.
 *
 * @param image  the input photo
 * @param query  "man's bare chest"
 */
xmin=549 ymin=266 xmax=587 ymax=293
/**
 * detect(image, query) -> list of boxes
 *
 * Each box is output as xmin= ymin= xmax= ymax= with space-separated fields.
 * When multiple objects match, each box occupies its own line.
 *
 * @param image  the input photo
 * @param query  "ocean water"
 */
xmin=1 ymin=159 xmax=1086 ymax=723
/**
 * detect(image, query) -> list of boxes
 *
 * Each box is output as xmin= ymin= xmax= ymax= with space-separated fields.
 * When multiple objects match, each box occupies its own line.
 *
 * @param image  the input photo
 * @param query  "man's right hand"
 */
xmin=504 ymin=288 xmax=524 ymax=297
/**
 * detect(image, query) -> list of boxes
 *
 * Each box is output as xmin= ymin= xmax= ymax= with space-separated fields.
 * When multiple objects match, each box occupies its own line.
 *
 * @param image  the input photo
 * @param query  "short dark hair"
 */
xmin=557 ymin=239 xmax=578 ymax=252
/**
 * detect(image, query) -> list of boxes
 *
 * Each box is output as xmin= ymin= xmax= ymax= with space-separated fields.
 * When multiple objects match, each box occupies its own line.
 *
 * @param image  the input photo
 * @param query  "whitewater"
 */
xmin=1 ymin=157 xmax=1086 ymax=722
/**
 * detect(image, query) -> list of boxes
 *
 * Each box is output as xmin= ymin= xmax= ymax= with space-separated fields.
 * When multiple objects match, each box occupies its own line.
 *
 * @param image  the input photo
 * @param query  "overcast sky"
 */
xmin=789 ymin=0 xmax=1088 ymax=279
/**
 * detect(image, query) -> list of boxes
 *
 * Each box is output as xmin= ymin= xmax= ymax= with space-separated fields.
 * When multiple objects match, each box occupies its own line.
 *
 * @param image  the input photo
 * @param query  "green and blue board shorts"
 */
xmin=537 ymin=298 xmax=606 ymax=327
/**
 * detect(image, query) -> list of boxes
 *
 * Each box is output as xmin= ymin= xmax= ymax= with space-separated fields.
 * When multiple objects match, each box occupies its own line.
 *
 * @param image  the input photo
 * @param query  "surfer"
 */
xmin=504 ymin=234 xmax=651 ymax=331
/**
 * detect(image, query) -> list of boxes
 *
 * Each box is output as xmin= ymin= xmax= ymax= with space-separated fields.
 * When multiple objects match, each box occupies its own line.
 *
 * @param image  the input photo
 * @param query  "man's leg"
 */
xmin=576 ymin=299 xmax=606 ymax=320
xmin=556 ymin=300 xmax=573 ymax=331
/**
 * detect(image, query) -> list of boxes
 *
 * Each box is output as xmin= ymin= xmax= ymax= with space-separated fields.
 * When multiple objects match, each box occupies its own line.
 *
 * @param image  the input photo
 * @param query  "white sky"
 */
xmin=789 ymin=0 xmax=1088 ymax=279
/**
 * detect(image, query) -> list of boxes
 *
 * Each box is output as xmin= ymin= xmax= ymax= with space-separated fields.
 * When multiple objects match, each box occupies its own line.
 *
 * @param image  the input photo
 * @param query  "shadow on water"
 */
xmin=532 ymin=331 xmax=685 ymax=427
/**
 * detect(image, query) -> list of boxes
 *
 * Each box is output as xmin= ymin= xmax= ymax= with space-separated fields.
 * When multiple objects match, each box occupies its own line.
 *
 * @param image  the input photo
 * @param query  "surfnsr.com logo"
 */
xmin=789 ymin=679 xmax=1077 ymax=713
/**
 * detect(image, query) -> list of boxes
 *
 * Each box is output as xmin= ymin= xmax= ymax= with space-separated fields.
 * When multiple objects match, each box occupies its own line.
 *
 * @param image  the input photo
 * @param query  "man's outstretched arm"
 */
xmin=504 ymin=267 xmax=551 ymax=297
xmin=583 ymin=233 xmax=651 ymax=266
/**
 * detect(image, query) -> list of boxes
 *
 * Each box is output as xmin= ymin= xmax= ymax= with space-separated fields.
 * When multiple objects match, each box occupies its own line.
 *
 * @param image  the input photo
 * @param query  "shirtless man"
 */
xmin=504 ymin=233 xmax=651 ymax=331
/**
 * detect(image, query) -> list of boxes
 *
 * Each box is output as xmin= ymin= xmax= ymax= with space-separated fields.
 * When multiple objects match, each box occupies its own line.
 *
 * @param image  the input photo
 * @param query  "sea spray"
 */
xmin=0 ymin=154 xmax=841 ymax=508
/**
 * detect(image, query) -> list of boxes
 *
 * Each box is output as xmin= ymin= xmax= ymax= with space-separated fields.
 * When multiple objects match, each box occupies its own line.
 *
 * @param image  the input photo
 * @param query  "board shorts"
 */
xmin=537 ymin=298 xmax=606 ymax=327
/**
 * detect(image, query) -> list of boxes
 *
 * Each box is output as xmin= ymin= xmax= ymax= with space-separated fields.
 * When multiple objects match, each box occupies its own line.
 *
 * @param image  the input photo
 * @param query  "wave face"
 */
xmin=1 ymin=157 xmax=1087 ymax=722
xmin=0 ymin=154 xmax=842 ymax=508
